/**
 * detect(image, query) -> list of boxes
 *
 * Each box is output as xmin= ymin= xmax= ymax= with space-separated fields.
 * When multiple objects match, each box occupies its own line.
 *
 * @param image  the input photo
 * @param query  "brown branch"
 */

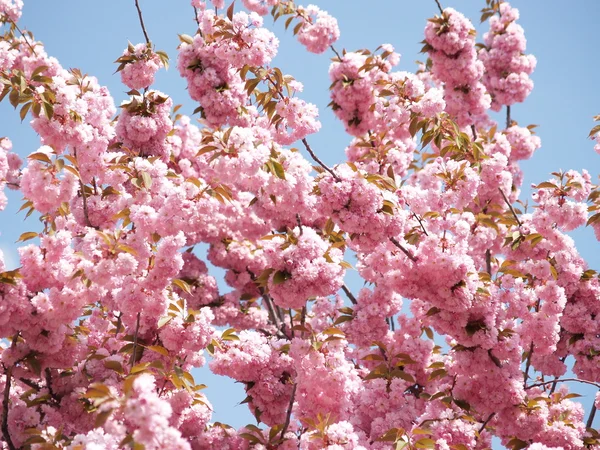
xmin=389 ymin=237 xmax=418 ymax=263
xmin=506 ymin=105 xmax=511 ymax=129
xmin=193 ymin=6 xmax=200 ymax=26
xmin=412 ymin=213 xmax=429 ymax=236
xmin=485 ymin=249 xmax=492 ymax=275
xmin=301 ymin=138 xmax=340 ymax=182
xmin=134 ymin=0 xmax=151 ymax=45
xmin=525 ymin=377 xmax=600 ymax=391
xmin=296 ymin=214 xmax=303 ymax=236
xmin=549 ymin=356 xmax=568 ymax=395
xmin=499 ymin=188 xmax=522 ymax=227
xmin=523 ymin=342 xmax=534 ymax=387
xmin=341 ymin=284 xmax=357 ymax=305
xmin=45 ymin=368 xmax=58 ymax=402
xmin=330 ymin=45 xmax=342 ymax=59
xmin=79 ymin=181 xmax=96 ymax=229
xmin=588 ymin=400 xmax=597 ymax=429
xmin=130 ymin=312 xmax=141 ymax=369
xmin=18 ymin=377 xmax=40 ymax=390
xmin=8 ymin=17 xmax=37 ymax=56
xmin=279 ymin=383 xmax=297 ymax=442
xmin=434 ymin=0 xmax=444 ymax=14
xmin=478 ymin=412 xmax=495 ymax=434
xmin=471 ymin=124 xmax=477 ymax=140
xmin=115 ymin=312 xmax=123 ymax=336
xmin=2 ymin=366 xmax=15 ymax=450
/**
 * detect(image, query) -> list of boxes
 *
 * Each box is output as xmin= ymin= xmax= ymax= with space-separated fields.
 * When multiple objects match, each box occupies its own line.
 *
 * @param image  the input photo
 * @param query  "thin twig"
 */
xmin=588 ymin=400 xmax=597 ymax=429
xmin=471 ymin=124 xmax=477 ymax=140
xmin=411 ymin=211 xmax=429 ymax=236
xmin=525 ymin=377 xmax=600 ymax=391
xmin=2 ymin=366 xmax=15 ymax=450
xmin=80 ymin=181 xmax=95 ymax=229
xmin=434 ymin=0 xmax=444 ymax=14
xmin=389 ymin=237 xmax=418 ymax=263
xmin=45 ymin=368 xmax=58 ymax=402
xmin=193 ymin=6 xmax=200 ymax=26
xmin=296 ymin=214 xmax=303 ymax=236
xmin=280 ymin=383 xmax=297 ymax=442
xmin=341 ymin=284 xmax=357 ymax=305
xmin=301 ymin=138 xmax=340 ymax=182
xmin=134 ymin=0 xmax=151 ymax=44
xmin=478 ymin=412 xmax=495 ymax=434
xmin=485 ymin=249 xmax=492 ymax=275
xmin=499 ymin=188 xmax=522 ymax=226
xmin=18 ymin=377 xmax=40 ymax=390
xmin=549 ymin=356 xmax=568 ymax=395
xmin=330 ymin=45 xmax=342 ymax=59
xmin=130 ymin=312 xmax=141 ymax=369
xmin=506 ymin=105 xmax=511 ymax=129
xmin=115 ymin=312 xmax=123 ymax=336
xmin=8 ymin=17 xmax=37 ymax=56
xmin=289 ymin=309 xmax=295 ymax=339
xmin=523 ymin=342 xmax=534 ymax=387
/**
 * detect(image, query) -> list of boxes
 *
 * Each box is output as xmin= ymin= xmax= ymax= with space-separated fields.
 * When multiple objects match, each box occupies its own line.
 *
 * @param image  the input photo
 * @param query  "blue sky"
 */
xmin=1 ymin=0 xmax=599 ymax=441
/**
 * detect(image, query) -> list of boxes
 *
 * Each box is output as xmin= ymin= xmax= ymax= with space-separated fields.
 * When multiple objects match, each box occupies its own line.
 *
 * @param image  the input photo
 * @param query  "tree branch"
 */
xmin=341 ymin=284 xmax=357 ymax=305
xmin=301 ymin=138 xmax=340 ymax=182
xmin=588 ymin=400 xmax=597 ymax=429
xmin=525 ymin=377 xmax=600 ymax=391
xmin=330 ymin=45 xmax=342 ymax=60
xmin=279 ymin=383 xmax=297 ymax=442
xmin=389 ymin=237 xmax=418 ymax=263
xmin=2 ymin=366 xmax=15 ymax=450
xmin=499 ymin=188 xmax=522 ymax=227
xmin=7 ymin=17 xmax=37 ymax=56
xmin=506 ymin=105 xmax=511 ymax=129
xmin=523 ymin=342 xmax=534 ymax=387
xmin=478 ymin=412 xmax=495 ymax=434
xmin=134 ymin=0 xmax=151 ymax=45
xmin=434 ymin=0 xmax=444 ymax=14
xmin=130 ymin=312 xmax=141 ymax=369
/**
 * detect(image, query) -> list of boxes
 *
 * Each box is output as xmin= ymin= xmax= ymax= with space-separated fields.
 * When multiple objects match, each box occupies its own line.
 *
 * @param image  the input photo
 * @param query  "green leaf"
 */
xmin=272 ymin=270 xmax=291 ymax=285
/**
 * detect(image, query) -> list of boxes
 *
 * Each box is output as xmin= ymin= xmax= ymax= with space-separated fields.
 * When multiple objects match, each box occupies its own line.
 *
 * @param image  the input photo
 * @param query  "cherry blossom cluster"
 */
xmin=479 ymin=2 xmax=537 ymax=110
xmin=424 ymin=8 xmax=491 ymax=127
xmin=116 ymin=42 xmax=165 ymax=91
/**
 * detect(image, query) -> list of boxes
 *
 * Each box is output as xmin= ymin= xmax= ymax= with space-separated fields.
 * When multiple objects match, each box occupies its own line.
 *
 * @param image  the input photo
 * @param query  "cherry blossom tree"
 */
xmin=0 ymin=0 xmax=600 ymax=448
